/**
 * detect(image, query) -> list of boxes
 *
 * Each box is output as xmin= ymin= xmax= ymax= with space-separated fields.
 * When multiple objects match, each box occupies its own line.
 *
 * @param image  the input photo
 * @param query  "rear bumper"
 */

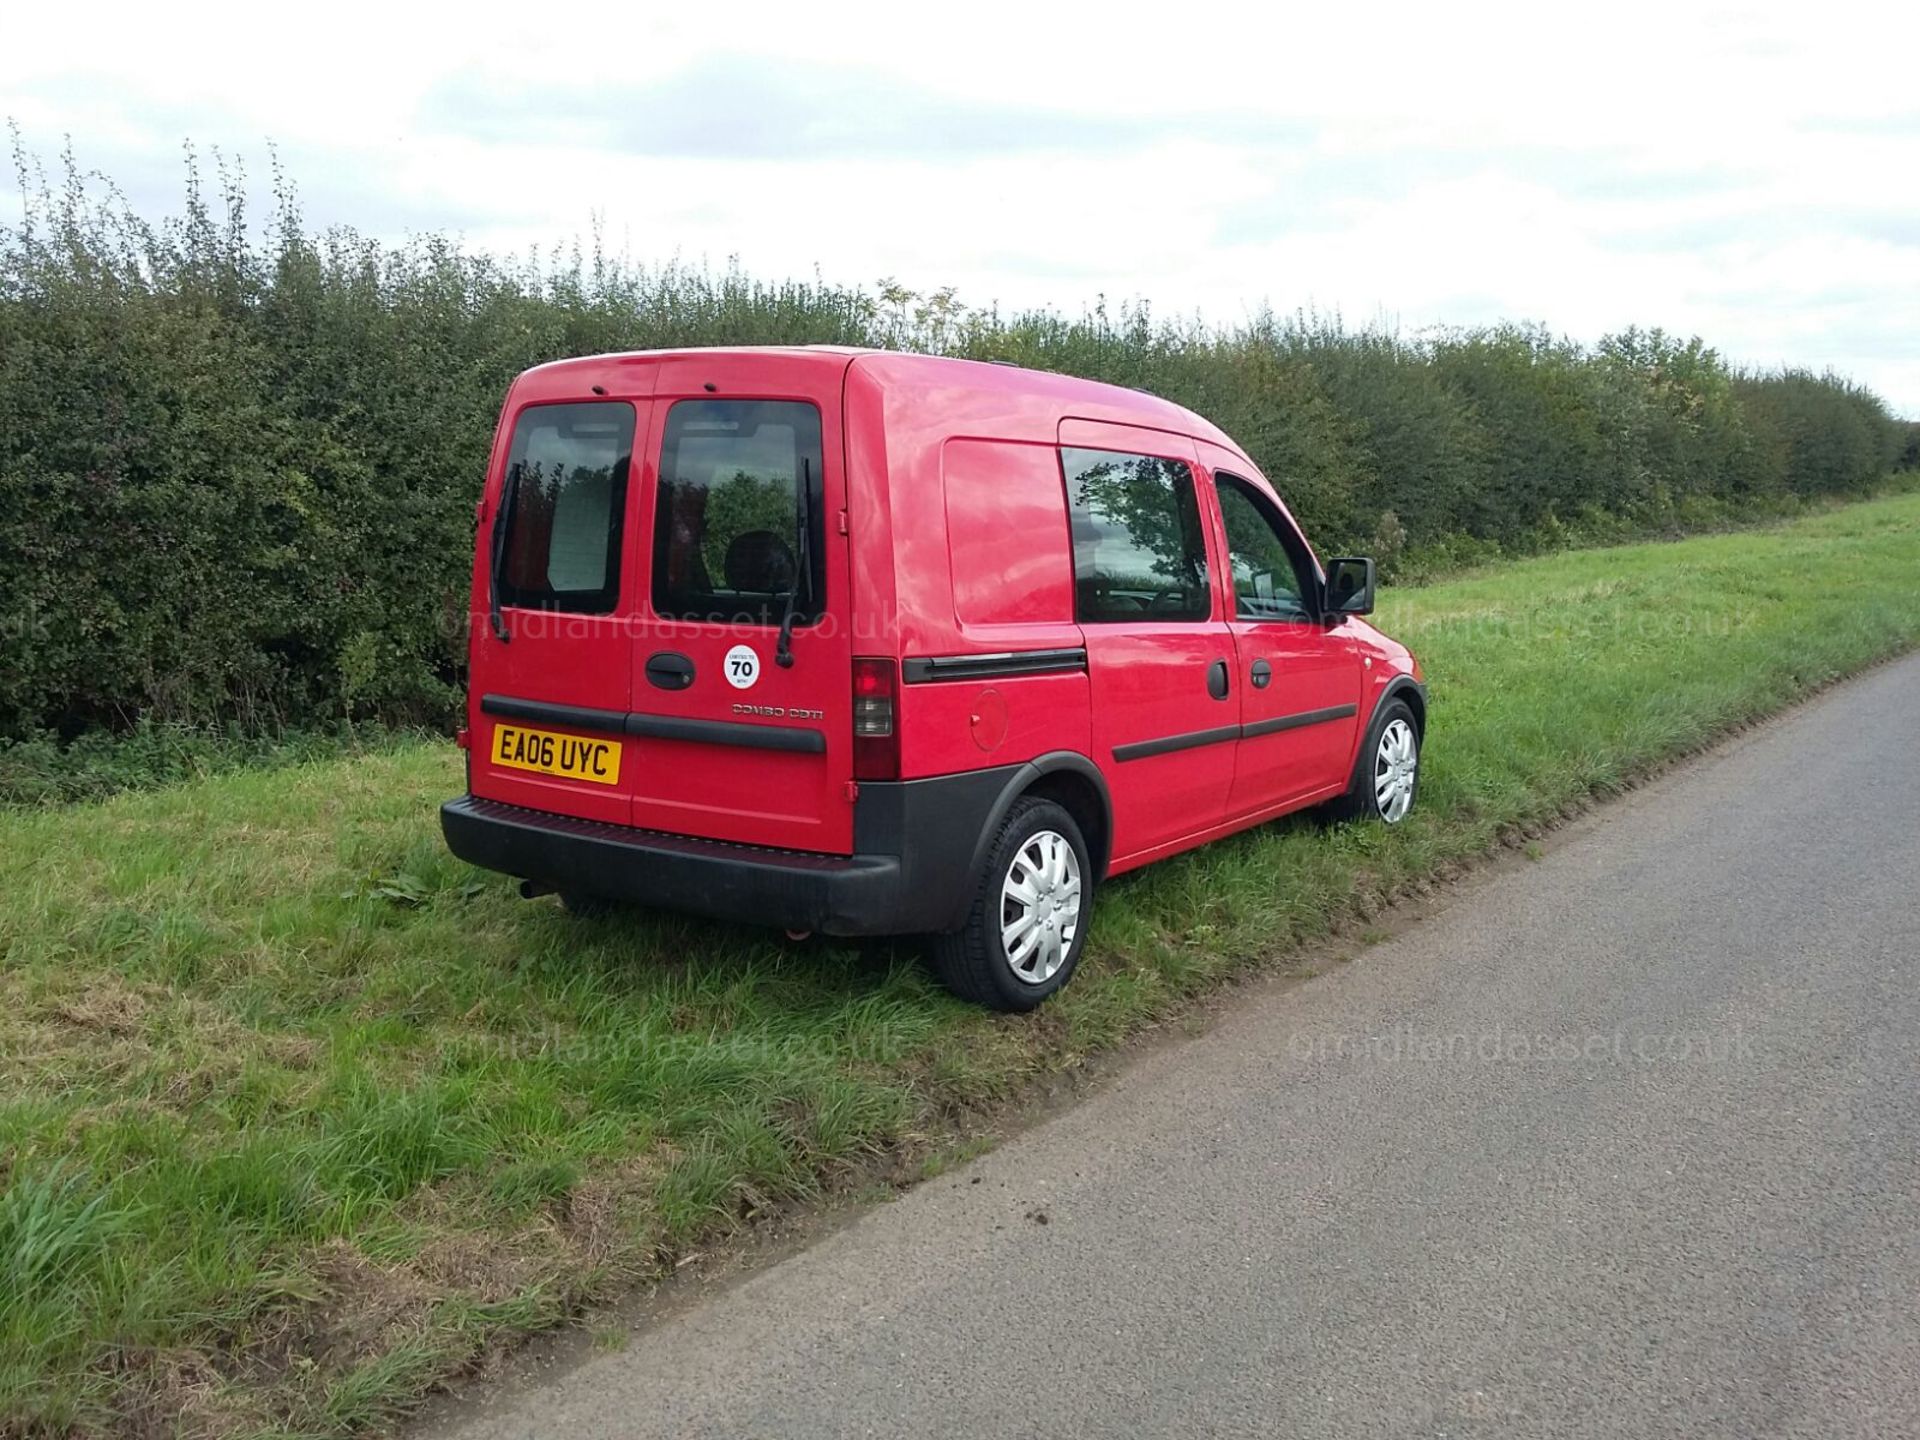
xmin=442 ymin=768 xmax=1014 ymax=936
xmin=442 ymin=796 xmax=904 ymax=935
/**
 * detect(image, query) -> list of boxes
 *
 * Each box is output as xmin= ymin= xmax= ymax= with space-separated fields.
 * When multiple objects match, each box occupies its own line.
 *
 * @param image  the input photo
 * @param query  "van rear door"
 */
xmin=468 ymin=396 xmax=648 ymax=826
xmin=625 ymin=354 xmax=856 ymax=854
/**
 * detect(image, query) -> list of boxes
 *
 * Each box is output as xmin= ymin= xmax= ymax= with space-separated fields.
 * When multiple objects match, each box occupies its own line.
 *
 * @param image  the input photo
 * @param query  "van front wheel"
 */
xmin=928 ymin=797 xmax=1092 ymax=1012
xmin=1321 ymin=697 xmax=1421 ymax=825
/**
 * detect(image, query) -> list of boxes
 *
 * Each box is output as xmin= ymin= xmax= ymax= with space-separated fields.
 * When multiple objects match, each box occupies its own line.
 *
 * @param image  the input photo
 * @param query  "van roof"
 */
xmin=513 ymin=347 xmax=1246 ymax=459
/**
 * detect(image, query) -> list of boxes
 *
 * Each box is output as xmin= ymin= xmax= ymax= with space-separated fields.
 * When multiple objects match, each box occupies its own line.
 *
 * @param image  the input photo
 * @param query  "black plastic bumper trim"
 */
xmin=443 ymin=796 xmax=900 ymax=935
xmin=901 ymin=647 xmax=1088 ymax=684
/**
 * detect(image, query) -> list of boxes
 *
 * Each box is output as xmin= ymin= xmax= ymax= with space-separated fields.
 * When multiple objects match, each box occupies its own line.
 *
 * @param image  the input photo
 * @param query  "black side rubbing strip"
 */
xmin=482 ymin=694 xmax=627 ymax=736
xmin=481 ymin=694 xmax=825 ymax=754
xmin=1112 ymin=724 xmax=1242 ymax=763
xmin=1113 ymin=703 xmax=1360 ymax=762
xmin=901 ymin=647 xmax=1089 ymax=684
xmin=1239 ymin=703 xmax=1358 ymax=740
xmin=625 ymin=712 xmax=825 ymax=754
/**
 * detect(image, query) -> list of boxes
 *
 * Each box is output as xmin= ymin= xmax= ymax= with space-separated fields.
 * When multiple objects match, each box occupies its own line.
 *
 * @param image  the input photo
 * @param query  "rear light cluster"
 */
xmin=852 ymin=657 xmax=899 ymax=780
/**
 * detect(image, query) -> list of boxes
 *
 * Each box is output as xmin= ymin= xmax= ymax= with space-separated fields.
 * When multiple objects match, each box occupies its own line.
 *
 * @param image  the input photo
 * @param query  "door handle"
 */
xmin=1250 ymin=659 xmax=1272 ymax=690
xmin=1207 ymin=658 xmax=1230 ymax=700
xmin=644 ymin=651 xmax=696 ymax=691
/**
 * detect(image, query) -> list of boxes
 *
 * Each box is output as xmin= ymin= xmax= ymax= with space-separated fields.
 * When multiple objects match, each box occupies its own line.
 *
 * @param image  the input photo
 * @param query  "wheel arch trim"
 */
xmin=1379 ymin=675 xmax=1427 ymax=735
xmin=949 ymin=750 xmax=1113 ymax=931
xmin=1347 ymin=676 xmax=1427 ymax=793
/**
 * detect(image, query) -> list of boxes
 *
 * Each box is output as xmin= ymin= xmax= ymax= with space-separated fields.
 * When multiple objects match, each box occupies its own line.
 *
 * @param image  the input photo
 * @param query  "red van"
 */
xmin=442 ymin=349 xmax=1425 ymax=1010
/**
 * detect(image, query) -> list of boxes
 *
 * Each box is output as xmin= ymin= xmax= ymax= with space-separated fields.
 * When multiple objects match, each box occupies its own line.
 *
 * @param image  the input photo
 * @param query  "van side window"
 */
xmin=653 ymin=400 xmax=825 ymax=626
xmin=1215 ymin=475 xmax=1318 ymax=622
xmin=1060 ymin=448 xmax=1211 ymax=623
xmin=496 ymin=401 xmax=635 ymax=614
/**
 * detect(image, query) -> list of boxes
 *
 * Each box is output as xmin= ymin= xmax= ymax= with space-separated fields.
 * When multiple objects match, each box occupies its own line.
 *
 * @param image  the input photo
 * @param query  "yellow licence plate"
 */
xmin=491 ymin=725 xmax=622 ymax=786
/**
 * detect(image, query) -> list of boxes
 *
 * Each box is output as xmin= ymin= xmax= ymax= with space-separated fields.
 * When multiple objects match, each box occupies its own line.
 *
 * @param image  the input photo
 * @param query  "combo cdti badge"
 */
xmin=442 ymin=348 xmax=1427 ymax=1011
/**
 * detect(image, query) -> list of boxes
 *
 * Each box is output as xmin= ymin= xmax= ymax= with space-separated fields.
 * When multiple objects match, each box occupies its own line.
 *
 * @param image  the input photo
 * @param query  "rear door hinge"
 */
xmin=843 ymin=779 xmax=860 ymax=803
xmin=836 ymin=509 xmax=849 ymax=535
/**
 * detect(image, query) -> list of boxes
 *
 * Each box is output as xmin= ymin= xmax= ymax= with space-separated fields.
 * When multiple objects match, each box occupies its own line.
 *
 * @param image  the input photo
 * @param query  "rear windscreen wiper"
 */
xmin=776 ymin=458 xmax=813 ymax=668
xmin=488 ymin=463 xmax=521 ymax=643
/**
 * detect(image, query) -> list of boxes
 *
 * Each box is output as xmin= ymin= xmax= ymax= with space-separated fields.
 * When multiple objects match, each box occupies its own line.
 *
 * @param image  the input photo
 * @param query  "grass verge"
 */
xmin=5 ymin=490 xmax=1920 ymax=1436
xmin=0 ymin=724 xmax=421 ymax=809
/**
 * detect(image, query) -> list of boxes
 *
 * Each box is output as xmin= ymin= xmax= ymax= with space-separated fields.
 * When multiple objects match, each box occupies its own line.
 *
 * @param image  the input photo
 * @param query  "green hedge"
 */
xmin=0 ymin=145 xmax=1908 ymax=741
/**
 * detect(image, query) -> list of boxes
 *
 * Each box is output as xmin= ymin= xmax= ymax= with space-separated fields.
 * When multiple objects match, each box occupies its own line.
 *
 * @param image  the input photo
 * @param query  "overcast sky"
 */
xmin=6 ymin=0 xmax=1917 ymax=414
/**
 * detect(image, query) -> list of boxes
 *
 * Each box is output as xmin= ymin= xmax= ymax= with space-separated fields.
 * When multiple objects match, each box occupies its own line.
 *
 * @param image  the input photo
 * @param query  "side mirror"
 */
xmin=1323 ymin=557 xmax=1376 ymax=617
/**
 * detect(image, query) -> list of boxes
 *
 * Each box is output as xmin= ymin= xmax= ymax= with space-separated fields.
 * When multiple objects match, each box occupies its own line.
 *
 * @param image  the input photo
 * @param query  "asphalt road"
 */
xmin=431 ymin=654 xmax=1920 ymax=1439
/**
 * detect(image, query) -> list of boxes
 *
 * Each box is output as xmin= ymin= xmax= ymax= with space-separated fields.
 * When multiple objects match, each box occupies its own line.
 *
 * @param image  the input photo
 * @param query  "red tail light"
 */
xmin=852 ymin=657 xmax=899 ymax=780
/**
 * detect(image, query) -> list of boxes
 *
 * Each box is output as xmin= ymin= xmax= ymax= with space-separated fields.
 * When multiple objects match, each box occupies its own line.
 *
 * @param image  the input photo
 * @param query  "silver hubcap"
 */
xmin=1000 ymin=829 xmax=1082 ymax=984
xmin=1375 ymin=718 xmax=1417 ymax=823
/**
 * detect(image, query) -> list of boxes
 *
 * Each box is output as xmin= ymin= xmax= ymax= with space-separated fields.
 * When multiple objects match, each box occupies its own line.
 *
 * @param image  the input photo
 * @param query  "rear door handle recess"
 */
xmin=1250 ymin=659 xmax=1272 ymax=690
xmin=1207 ymin=658 xmax=1230 ymax=700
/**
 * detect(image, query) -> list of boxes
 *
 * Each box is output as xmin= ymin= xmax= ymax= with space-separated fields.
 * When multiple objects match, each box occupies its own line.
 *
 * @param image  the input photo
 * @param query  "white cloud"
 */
xmin=5 ymin=0 xmax=1917 ymax=412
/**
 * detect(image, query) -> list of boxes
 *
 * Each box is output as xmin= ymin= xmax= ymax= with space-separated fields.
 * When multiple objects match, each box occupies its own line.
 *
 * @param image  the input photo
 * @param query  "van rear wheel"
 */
xmin=928 ymin=797 xmax=1092 ymax=1012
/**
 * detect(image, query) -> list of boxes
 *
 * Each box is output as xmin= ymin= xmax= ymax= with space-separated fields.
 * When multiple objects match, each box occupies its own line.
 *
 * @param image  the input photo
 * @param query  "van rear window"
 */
xmin=495 ymin=401 xmax=634 ymax=614
xmin=652 ymin=400 xmax=826 ymax=626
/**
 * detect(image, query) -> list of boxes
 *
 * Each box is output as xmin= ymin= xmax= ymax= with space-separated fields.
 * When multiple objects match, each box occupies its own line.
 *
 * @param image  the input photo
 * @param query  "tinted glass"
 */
xmin=653 ymin=400 xmax=825 ymax=625
xmin=1217 ymin=477 xmax=1316 ymax=621
xmin=496 ymin=401 xmax=634 ymax=613
xmin=1060 ymin=448 xmax=1211 ymax=623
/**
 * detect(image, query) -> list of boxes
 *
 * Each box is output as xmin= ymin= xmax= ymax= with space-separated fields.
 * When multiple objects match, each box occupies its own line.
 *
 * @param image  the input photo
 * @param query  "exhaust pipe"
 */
xmin=518 ymin=879 xmax=554 ymax=900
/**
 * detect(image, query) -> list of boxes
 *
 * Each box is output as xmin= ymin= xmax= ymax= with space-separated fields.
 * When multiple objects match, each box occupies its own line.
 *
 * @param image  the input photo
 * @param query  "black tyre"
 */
xmin=1321 ymin=698 xmax=1421 ymax=825
xmin=927 ymin=797 xmax=1092 ymax=1012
